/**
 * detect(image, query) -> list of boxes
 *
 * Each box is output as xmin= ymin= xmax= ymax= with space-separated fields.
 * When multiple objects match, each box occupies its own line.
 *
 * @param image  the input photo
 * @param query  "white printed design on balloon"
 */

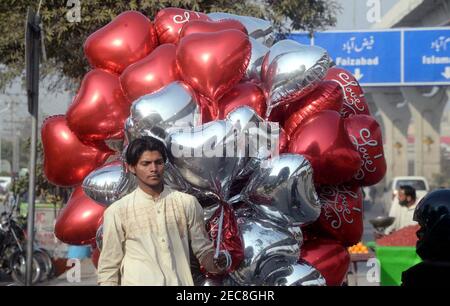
xmin=349 ymin=128 xmax=383 ymax=181
xmin=173 ymin=11 xmax=201 ymax=24
xmin=334 ymin=72 xmax=366 ymax=117
xmin=319 ymin=185 xmax=361 ymax=229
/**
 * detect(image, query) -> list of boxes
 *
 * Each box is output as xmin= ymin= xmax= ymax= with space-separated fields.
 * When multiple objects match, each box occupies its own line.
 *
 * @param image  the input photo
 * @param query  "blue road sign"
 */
xmin=289 ymin=28 xmax=450 ymax=86
xmin=291 ymin=31 xmax=402 ymax=85
xmin=289 ymin=33 xmax=310 ymax=45
xmin=404 ymin=28 xmax=450 ymax=84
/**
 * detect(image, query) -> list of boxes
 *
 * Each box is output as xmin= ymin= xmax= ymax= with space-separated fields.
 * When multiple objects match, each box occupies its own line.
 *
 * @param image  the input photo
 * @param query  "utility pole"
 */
xmin=25 ymin=7 xmax=41 ymax=286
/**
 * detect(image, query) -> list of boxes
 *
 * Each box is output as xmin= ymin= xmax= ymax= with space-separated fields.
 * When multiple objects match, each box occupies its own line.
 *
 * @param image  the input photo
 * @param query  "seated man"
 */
xmin=401 ymin=189 xmax=450 ymax=287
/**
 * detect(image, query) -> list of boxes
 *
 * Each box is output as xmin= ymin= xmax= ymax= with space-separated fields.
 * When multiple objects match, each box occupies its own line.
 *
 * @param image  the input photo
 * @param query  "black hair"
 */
xmin=125 ymin=136 xmax=167 ymax=166
xmin=400 ymin=185 xmax=416 ymax=200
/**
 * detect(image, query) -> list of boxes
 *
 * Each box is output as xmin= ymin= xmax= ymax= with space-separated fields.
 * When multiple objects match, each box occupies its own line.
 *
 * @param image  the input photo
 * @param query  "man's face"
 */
xmin=129 ymin=150 xmax=165 ymax=188
xmin=398 ymin=189 xmax=412 ymax=206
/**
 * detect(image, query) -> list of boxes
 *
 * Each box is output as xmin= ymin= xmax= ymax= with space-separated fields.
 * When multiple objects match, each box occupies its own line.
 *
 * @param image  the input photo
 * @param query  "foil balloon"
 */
xmin=264 ymin=260 xmax=326 ymax=286
xmin=261 ymin=40 xmax=331 ymax=117
xmin=225 ymin=106 xmax=283 ymax=181
xmin=179 ymin=19 xmax=247 ymax=39
xmin=218 ymin=83 xmax=266 ymax=119
xmin=128 ymin=81 xmax=201 ymax=143
xmin=324 ymin=67 xmax=370 ymax=118
xmin=42 ymin=115 xmax=112 ymax=187
xmin=316 ymin=184 xmax=364 ymax=246
xmin=54 ymin=186 xmax=105 ymax=245
xmin=284 ymin=81 xmax=344 ymax=136
xmin=166 ymin=119 xmax=245 ymax=201
xmin=245 ymin=38 xmax=269 ymax=83
xmin=206 ymin=203 xmax=244 ymax=273
xmin=241 ymin=154 xmax=321 ymax=225
xmin=344 ymin=115 xmax=387 ymax=186
xmin=207 ymin=12 xmax=274 ymax=46
xmin=176 ymin=30 xmax=251 ymax=103
xmin=82 ymin=160 xmax=137 ymax=206
xmin=229 ymin=206 xmax=300 ymax=285
xmin=66 ymin=69 xmax=130 ymax=144
xmin=154 ymin=8 xmax=210 ymax=44
xmin=120 ymin=44 xmax=180 ymax=102
xmin=301 ymin=238 xmax=350 ymax=286
xmin=84 ymin=11 xmax=158 ymax=74
xmin=288 ymin=110 xmax=362 ymax=186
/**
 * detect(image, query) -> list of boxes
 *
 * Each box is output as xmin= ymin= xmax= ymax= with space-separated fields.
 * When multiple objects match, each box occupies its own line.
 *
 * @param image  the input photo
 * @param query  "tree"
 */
xmin=0 ymin=0 xmax=340 ymax=91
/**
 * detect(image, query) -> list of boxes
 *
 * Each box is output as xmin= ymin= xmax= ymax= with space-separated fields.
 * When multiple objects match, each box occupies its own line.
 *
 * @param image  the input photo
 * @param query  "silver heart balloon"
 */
xmin=226 ymin=106 xmax=281 ymax=179
xmin=241 ymin=153 xmax=321 ymax=226
xmin=166 ymin=120 xmax=246 ymax=201
xmin=264 ymin=260 xmax=326 ymax=286
xmin=261 ymin=40 xmax=331 ymax=117
xmin=229 ymin=205 xmax=300 ymax=285
xmin=82 ymin=161 xmax=137 ymax=206
xmin=207 ymin=12 xmax=274 ymax=46
xmin=244 ymin=38 xmax=269 ymax=83
xmin=128 ymin=81 xmax=201 ymax=143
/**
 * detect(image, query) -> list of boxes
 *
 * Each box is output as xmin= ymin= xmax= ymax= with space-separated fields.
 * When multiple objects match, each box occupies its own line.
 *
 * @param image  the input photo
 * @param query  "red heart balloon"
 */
xmin=120 ymin=44 xmax=180 ymax=102
xmin=218 ymin=83 xmax=266 ymax=119
xmin=301 ymin=238 xmax=350 ymax=286
xmin=176 ymin=30 xmax=251 ymax=103
xmin=315 ymin=184 xmax=363 ymax=246
xmin=324 ymin=67 xmax=370 ymax=118
xmin=284 ymin=81 xmax=344 ymax=136
xmin=84 ymin=11 xmax=158 ymax=74
xmin=287 ymin=110 xmax=362 ymax=185
xmin=180 ymin=19 xmax=247 ymax=40
xmin=345 ymin=115 xmax=387 ymax=186
xmin=42 ymin=115 xmax=112 ymax=187
xmin=67 ymin=69 xmax=130 ymax=144
xmin=54 ymin=186 xmax=105 ymax=245
xmin=154 ymin=8 xmax=210 ymax=44
xmin=279 ymin=128 xmax=289 ymax=154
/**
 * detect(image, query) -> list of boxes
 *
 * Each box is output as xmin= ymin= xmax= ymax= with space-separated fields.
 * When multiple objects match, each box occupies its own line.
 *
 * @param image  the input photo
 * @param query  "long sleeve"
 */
xmin=185 ymin=196 xmax=215 ymax=270
xmin=385 ymin=198 xmax=400 ymax=234
xmin=97 ymin=204 xmax=125 ymax=286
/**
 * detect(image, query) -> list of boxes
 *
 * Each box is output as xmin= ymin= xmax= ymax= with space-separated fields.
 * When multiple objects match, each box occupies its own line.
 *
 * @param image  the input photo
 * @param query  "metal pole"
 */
xmin=25 ymin=8 xmax=40 ymax=286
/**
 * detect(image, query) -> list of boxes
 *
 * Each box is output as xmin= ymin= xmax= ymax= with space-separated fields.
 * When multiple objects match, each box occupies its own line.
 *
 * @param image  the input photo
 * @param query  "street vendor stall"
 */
xmin=369 ymin=224 xmax=421 ymax=286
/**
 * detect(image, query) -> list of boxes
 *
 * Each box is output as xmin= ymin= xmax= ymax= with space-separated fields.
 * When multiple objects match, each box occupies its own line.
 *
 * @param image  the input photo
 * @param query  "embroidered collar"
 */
xmin=136 ymin=185 xmax=172 ymax=201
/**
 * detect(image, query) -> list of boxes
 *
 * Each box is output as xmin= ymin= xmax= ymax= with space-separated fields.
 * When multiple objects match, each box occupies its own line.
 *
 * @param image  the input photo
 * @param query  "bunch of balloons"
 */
xmin=44 ymin=8 xmax=386 ymax=286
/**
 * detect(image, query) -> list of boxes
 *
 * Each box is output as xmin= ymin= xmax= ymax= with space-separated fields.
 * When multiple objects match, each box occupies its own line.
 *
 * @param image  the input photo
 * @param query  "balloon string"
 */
xmin=214 ymin=204 xmax=225 ymax=259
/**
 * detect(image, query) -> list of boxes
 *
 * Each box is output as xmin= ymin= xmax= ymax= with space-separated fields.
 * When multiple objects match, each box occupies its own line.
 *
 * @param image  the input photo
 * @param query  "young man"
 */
xmin=97 ymin=136 xmax=229 ymax=286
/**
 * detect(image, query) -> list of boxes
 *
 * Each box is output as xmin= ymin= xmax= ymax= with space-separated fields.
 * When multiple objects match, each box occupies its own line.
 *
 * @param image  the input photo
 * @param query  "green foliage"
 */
xmin=0 ymin=0 xmax=340 ymax=90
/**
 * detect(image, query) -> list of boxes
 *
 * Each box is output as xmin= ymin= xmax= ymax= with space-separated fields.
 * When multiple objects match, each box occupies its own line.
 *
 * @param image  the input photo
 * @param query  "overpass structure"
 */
xmin=293 ymin=0 xmax=450 ymax=187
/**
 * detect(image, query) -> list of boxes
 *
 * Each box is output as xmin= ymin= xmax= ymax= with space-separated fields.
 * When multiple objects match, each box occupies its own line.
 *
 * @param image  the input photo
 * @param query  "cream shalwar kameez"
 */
xmin=97 ymin=186 xmax=214 ymax=286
